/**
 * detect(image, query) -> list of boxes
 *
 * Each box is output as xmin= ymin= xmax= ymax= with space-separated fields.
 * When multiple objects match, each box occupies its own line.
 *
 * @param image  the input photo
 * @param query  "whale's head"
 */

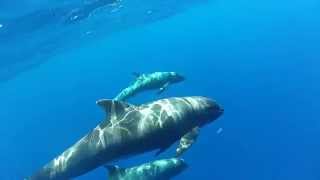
xmin=169 ymin=72 xmax=185 ymax=83
xmin=183 ymin=96 xmax=224 ymax=126
xmin=153 ymin=158 xmax=188 ymax=178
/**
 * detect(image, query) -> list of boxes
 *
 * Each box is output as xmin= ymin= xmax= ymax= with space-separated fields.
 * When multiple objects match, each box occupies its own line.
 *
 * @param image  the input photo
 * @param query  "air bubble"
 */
xmin=216 ymin=127 xmax=223 ymax=135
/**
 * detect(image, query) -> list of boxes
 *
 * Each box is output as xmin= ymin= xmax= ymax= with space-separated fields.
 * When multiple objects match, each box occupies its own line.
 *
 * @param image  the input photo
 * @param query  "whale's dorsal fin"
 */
xmin=96 ymin=99 xmax=136 ymax=120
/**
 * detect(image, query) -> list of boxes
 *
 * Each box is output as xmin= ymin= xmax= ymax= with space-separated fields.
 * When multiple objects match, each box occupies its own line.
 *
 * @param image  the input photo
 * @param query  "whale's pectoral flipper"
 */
xmin=96 ymin=99 xmax=136 ymax=121
xmin=176 ymin=127 xmax=200 ymax=157
xmin=104 ymin=165 xmax=123 ymax=179
xmin=157 ymin=82 xmax=170 ymax=95
xmin=104 ymin=165 xmax=120 ymax=172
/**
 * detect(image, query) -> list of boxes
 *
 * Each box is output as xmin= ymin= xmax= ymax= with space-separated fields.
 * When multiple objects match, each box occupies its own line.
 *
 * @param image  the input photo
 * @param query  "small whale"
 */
xmin=114 ymin=72 xmax=185 ymax=101
xmin=105 ymin=158 xmax=188 ymax=180
xmin=27 ymin=96 xmax=223 ymax=180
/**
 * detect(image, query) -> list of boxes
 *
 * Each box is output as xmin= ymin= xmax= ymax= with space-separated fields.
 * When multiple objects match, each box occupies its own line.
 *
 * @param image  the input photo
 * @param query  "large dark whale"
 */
xmin=114 ymin=72 xmax=185 ymax=101
xmin=27 ymin=96 xmax=223 ymax=180
xmin=105 ymin=158 xmax=188 ymax=180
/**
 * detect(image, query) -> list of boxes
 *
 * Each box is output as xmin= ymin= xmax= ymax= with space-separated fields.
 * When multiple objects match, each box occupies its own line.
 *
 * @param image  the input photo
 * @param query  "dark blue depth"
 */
xmin=0 ymin=0 xmax=318 ymax=179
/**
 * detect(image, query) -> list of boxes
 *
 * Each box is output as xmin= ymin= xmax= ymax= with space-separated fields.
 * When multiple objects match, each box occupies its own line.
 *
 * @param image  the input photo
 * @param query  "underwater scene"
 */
xmin=0 ymin=0 xmax=318 ymax=179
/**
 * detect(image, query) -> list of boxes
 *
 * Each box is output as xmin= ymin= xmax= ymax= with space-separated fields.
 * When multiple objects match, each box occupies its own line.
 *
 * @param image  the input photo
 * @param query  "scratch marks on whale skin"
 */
xmin=105 ymin=105 xmax=139 ymax=139
xmin=92 ymin=126 xmax=107 ymax=149
xmin=91 ymin=98 xmax=192 ymax=147
xmin=48 ymin=145 xmax=78 ymax=178
xmin=134 ymin=98 xmax=192 ymax=137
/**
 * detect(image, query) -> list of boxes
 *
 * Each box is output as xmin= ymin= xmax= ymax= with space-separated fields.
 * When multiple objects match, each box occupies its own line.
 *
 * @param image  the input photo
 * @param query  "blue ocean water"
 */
xmin=0 ymin=0 xmax=318 ymax=179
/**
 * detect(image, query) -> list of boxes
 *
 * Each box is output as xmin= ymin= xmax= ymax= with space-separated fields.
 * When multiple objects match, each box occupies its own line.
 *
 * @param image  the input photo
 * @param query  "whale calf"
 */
xmin=105 ymin=158 xmax=187 ymax=180
xmin=114 ymin=72 xmax=185 ymax=101
xmin=27 ymin=96 xmax=223 ymax=180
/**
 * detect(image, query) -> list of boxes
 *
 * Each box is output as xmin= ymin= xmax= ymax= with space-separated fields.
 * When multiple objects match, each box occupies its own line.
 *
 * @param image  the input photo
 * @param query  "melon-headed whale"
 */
xmin=105 ymin=158 xmax=188 ymax=180
xmin=27 ymin=96 xmax=223 ymax=180
xmin=114 ymin=72 xmax=185 ymax=101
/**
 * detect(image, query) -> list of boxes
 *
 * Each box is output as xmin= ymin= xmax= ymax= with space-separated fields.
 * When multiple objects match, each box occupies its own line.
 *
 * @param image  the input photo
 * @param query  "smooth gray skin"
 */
xmin=114 ymin=72 xmax=185 ymax=101
xmin=106 ymin=158 xmax=188 ymax=180
xmin=27 ymin=96 xmax=223 ymax=180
